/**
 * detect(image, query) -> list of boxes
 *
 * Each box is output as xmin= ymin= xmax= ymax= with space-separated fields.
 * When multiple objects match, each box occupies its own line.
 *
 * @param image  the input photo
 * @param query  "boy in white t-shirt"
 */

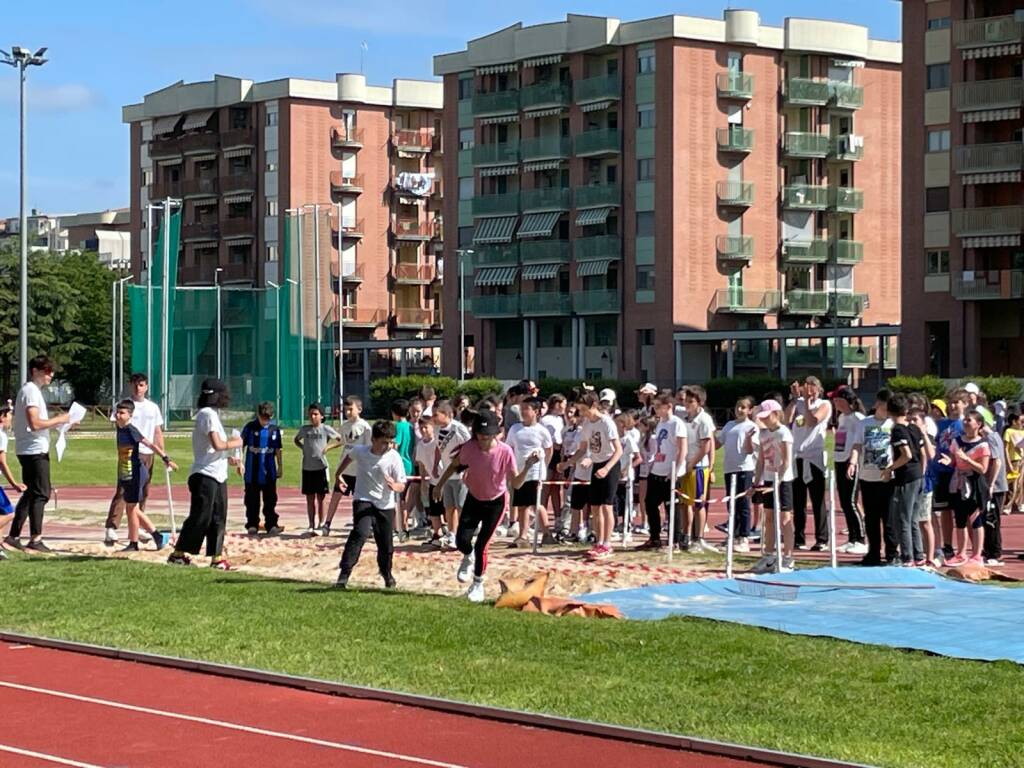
xmin=414 ymin=415 xmax=444 ymax=546
xmin=335 ymin=421 xmax=407 ymax=589
xmin=433 ymin=401 xmax=471 ymax=549
xmin=639 ymin=394 xmax=686 ymax=550
xmin=568 ymin=393 xmax=621 ymax=559
xmin=680 ymin=386 xmax=716 ymax=553
xmin=751 ymin=399 xmax=795 ymax=574
xmin=505 ymin=398 xmax=554 ymax=547
xmin=322 ymin=395 xmax=372 ymax=536
xmin=557 ymin=405 xmax=591 ymax=542
xmin=716 ymin=396 xmax=759 ymax=552
xmin=540 ymin=394 xmax=567 ymax=526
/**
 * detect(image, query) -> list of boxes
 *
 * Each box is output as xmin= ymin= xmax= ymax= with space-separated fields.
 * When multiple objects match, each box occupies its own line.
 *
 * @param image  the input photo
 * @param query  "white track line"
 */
xmin=0 ymin=680 xmax=469 ymax=768
xmin=0 ymin=743 xmax=108 ymax=767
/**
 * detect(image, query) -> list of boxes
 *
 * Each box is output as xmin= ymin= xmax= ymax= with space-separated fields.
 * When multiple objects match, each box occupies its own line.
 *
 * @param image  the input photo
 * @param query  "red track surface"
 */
xmin=0 ymin=642 xmax=785 ymax=768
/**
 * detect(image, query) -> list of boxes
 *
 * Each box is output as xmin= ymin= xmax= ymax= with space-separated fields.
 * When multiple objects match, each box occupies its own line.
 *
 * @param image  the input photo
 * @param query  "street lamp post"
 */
xmin=1 ymin=45 xmax=48 ymax=386
xmin=455 ymin=248 xmax=473 ymax=381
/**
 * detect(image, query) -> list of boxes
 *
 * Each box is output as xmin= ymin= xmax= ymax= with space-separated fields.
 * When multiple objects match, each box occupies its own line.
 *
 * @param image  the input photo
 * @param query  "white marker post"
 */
xmin=827 ymin=450 xmax=838 ymax=568
xmin=624 ymin=469 xmax=634 ymax=548
xmin=165 ymin=465 xmax=177 ymax=537
xmin=772 ymin=474 xmax=783 ymax=574
xmin=726 ymin=473 xmax=737 ymax=579
xmin=532 ymin=474 xmax=543 ymax=555
xmin=667 ymin=459 xmax=677 ymax=563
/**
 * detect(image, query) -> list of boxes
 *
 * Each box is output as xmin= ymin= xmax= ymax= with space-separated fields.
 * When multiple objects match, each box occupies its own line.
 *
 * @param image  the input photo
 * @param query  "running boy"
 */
xmin=322 ymin=395 xmax=372 ymax=536
xmin=751 ymin=399 xmax=795 ymax=574
xmin=294 ymin=403 xmax=342 ymax=535
xmin=506 ymin=397 xmax=553 ymax=548
xmin=433 ymin=401 xmax=470 ymax=549
xmin=335 ymin=421 xmax=407 ymax=589
xmin=239 ymin=401 xmax=283 ymax=536
xmin=113 ymin=400 xmax=175 ymax=552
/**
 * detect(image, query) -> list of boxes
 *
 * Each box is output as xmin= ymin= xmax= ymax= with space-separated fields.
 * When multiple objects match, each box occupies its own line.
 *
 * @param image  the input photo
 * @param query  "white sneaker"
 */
xmin=467 ymin=578 xmax=485 ymax=603
xmin=508 ymin=522 xmax=520 ymax=540
xmin=576 ymin=526 xmax=589 ymax=544
xmin=457 ymin=552 xmax=475 ymax=583
xmin=846 ymin=541 xmax=868 ymax=555
xmin=104 ymin=527 xmax=119 ymax=545
xmin=750 ymin=555 xmax=776 ymax=574
xmin=699 ymin=539 xmax=719 ymax=553
xmin=735 ymin=538 xmax=750 ymax=553
xmin=495 ymin=525 xmax=508 ymax=538
xmin=138 ymin=530 xmax=152 ymax=543
xmin=688 ymin=540 xmax=705 ymax=554
xmin=781 ymin=557 xmax=796 ymax=571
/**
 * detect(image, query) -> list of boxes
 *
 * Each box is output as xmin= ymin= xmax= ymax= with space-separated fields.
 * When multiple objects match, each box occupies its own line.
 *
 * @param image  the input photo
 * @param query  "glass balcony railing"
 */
xmin=785 ymin=78 xmax=830 ymax=105
xmin=953 ymin=78 xmax=1024 ymax=112
xmin=573 ymin=289 xmax=620 ymax=314
xmin=834 ymin=240 xmax=864 ymax=265
xmin=952 ymin=269 xmax=1024 ymax=300
xmin=520 ymin=240 xmax=569 ymax=264
xmin=471 ymin=89 xmax=519 ymax=116
xmin=716 ymin=180 xmax=754 ymax=207
xmin=954 ymin=142 xmax=1024 ymax=175
xmin=573 ymin=129 xmax=622 ymax=156
xmin=829 ymin=187 xmax=864 ymax=212
xmin=713 ymin=289 xmax=781 ymax=313
xmin=951 ymin=206 xmax=1024 ymax=237
xmin=471 ymin=141 xmax=519 ymax=166
xmin=785 ymin=290 xmax=830 ymax=315
xmin=471 ymin=192 xmax=520 ymax=217
xmin=829 ymin=134 xmax=864 ymax=161
xmin=782 ymin=185 xmax=828 ymax=210
xmin=716 ymin=71 xmax=753 ymax=99
xmin=716 ymin=235 xmax=753 ymax=262
xmin=520 ymin=187 xmax=570 ymax=212
xmin=832 ymin=293 xmax=868 ymax=317
xmin=717 ymin=127 xmax=754 ymax=153
xmin=830 ymin=82 xmax=864 ymax=110
xmin=520 ymin=135 xmax=571 ymax=161
xmin=953 ymin=15 xmax=1024 ymax=50
xmin=520 ymin=292 xmax=572 ymax=315
xmin=784 ymin=132 xmax=830 ymax=158
xmin=472 ymin=244 xmax=519 ymax=270
xmin=574 ymin=235 xmax=621 ymax=261
xmin=782 ymin=239 xmax=829 ymax=264
xmin=472 ymin=295 xmax=520 ymax=317
xmin=573 ymin=75 xmax=621 ymax=104
xmin=574 ymin=184 xmax=620 ymax=209
xmin=520 ymin=81 xmax=572 ymax=111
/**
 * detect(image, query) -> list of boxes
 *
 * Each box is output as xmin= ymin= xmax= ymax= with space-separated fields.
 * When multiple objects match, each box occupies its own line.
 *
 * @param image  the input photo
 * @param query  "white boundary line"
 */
xmin=0 ymin=743 xmax=108 ymax=767
xmin=0 ymin=680 xmax=468 ymax=768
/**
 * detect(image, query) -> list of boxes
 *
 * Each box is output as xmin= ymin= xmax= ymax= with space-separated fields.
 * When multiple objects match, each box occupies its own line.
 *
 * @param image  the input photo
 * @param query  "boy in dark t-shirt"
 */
xmin=114 ymin=400 xmax=175 ymax=552
xmin=884 ymin=395 xmax=926 ymax=565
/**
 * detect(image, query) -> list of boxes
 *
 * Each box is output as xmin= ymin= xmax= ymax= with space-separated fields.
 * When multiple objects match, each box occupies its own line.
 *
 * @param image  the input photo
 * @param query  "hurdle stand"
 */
xmin=667 ymin=459 xmax=678 ymax=563
xmin=725 ymin=473 xmax=738 ymax=579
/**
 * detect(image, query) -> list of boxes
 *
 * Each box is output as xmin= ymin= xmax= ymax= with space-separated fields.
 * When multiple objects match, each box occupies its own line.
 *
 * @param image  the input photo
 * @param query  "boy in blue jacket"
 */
xmin=240 ymin=401 xmax=283 ymax=535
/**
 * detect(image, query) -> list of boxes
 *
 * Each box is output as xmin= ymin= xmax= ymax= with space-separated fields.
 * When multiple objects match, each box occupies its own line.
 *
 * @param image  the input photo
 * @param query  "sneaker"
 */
xmin=700 ymin=539 xmax=720 ymax=553
xmin=735 ymin=538 xmax=750 ymax=553
xmin=494 ymin=525 xmax=508 ymax=538
xmin=167 ymin=552 xmax=191 ymax=566
xmin=508 ymin=538 xmax=529 ymax=549
xmin=267 ymin=526 xmax=284 ymax=536
xmin=796 ymin=544 xmax=810 ymax=551
xmin=748 ymin=531 xmax=761 ymax=544
xmin=846 ymin=542 xmax=869 ymax=555
xmin=383 ymin=576 xmax=397 ymax=589
xmin=246 ymin=527 xmax=258 ymax=536
xmin=320 ymin=525 xmax=331 ymax=537
xmin=914 ymin=558 xmax=928 ymax=567
xmin=541 ymin=532 xmax=558 ymax=547
xmin=120 ymin=542 xmax=140 ymax=552
xmin=750 ymin=555 xmax=776 ymax=574
xmin=688 ymin=540 xmax=706 ymax=554
xmin=467 ymin=578 xmax=485 ymax=603
xmin=429 ymin=533 xmax=443 ymax=549
xmin=985 ymin=558 xmax=1006 ymax=567
xmin=3 ymin=536 xmax=22 ymax=550
xmin=104 ymin=527 xmax=119 ymax=545
xmin=138 ymin=531 xmax=152 ymax=544
xmin=0 ymin=549 xmax=7 ymax=560
xmin=778 ymin=559 xmax=795 ymax=574
xmin=810 ymin=544 xmax=825 ymax=552
xmin=635 ymin=538 xmax=662 ymax=551
xmin=508 ymin=522 xmax=520 ymax=540
xmin=397 ymin=531 xmax=409 ymax=544
xmin=305 ymin=527 xmax=317 ymax=537
xmin=944 ymin=553 xmax=967 ymax=567
xmin=592 ymin=544 xmax=613 ymax=559
xmin=210 ymin=559 xmax=236 ymax=571
xmin=858 ymin=556 xmax=883 ymax=567
xmin=444 ymin=533 xmax=457 ymax=550
xmin=151 ymin=531 xmax=166 ymax=551
xmin=335 ymin=572 xmax=349 ymax=589
xmin=714 ymin=522 xmax=730 ymax=534
xmin=968 ymin=554 xmax=985 ymax=565
xmin=886 ymin=559 xmax=902 ymax=567
xmin=574 ymin=526 xmax=588 ymax=544
xmin=26 ymin=540 xmax=52 ymax=553
xmin=457 ymin=552 xmax=475 ymax=583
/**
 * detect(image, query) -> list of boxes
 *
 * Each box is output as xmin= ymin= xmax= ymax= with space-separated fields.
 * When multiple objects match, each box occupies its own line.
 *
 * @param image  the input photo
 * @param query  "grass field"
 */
xmin=2 ymin=556 xmax=1021 ymax=768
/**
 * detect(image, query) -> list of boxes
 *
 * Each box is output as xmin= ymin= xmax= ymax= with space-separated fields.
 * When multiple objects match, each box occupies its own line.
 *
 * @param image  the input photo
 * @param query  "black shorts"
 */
xmin=761 ymin=480 xmax=794 ymax=513
xmin=932 ymin=473 xmax=954 ymax=510
xmin=426 ymin=486 xmax=445 ymax=519
xmin=570 ymin=482 xmax=590 ymax=510
xmin=334 ymin=474 xmax=356 ymax=496
xmin=953 ymin=494 xmax=985 ymax=529
xmin=588 ymin=458 xmax=621 ymax=506
xmin=302 ymin=468 xmax=329 ymax=496
xmin=512 ymin=479 xmax=540 ymax=507
xmin=548 ymin=448 xmax=562 ymax=472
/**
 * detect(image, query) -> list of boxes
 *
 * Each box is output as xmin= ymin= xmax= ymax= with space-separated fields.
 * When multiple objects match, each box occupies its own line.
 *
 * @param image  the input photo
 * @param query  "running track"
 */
xmin=0 ymin=641 xmax=827 ymax=768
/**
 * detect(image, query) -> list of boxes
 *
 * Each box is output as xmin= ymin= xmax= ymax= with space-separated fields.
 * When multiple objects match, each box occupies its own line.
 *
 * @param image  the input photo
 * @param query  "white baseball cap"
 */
xmin=637 ymin=382 xmax=657 ymax=395
xmin=964 ymin=382 xmax=980 ymax=395
xmin=599 ymin=388 xmax=617 ymax=403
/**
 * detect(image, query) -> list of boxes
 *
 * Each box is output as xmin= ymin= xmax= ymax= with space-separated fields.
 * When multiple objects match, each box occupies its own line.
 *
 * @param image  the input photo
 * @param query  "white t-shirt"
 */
xmin=14 ymin=381 xmax=49 ymax=456
xmin=506 ymin=422 xmax=552 ymax=482
xmin=415 ymin=438 xmax=440 ymax=484
xmin=582 ymin=413 xmax=619 ymax=464
xmin=562 ymin=427 xmax=592 ymax=481
xmin=924 ymin=416 xmax=938 ymax=439
xmin=436 ymin=420 xmax=471 ymax=475
xmin=684 ymin=410 xmax=716 ymax=467
xmin=650 ymin=415 xmax=686 ymax=477
xmin=638 ymin=433 xmax=655 ymax=478
xmin=191 ymin=407 xmax=228 ymax=483
xmin=540 ymin=414 xmax=564 ymax=448
xmin=720 ymin=419 xmax=758 ymax=474
xmin=339 ymin=418 xmax=372 ymax=459
xmin=350 ymin=445 xmax=406 ymax=509
xmin=791 ymin=398 xmax=832 ymax=467
xmin=833 ymin=411 xmax=865 ymax=463
xmin=131 ymin=399 xmax=164 ymax=455
xmin=619 ymin=431 xmax=639 ymax=475
xmin=854 ymin=416 xmax=893 ymax=483
xmin=759 ymin=425 xmax=795 ymax=482
xmin=0 ymin=430 xmax=8 ymax=454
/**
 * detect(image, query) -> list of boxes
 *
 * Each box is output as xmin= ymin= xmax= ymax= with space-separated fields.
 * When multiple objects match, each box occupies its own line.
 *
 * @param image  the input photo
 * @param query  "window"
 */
xmin=926 ymin=129 xmax=950 ymax=153
xmin=638 ymin=329 xmax=654 ymax=346
xmin=637 ymin=103 xmax=655 ymax=128
xmin=458 ymin=226 xmax=473 ymax=248
xmin=229 ymin=107 xmax=249 ymax=130
xmin=635 ymin=265 xmax=656 ymax=291
xmin=585 ymin=318 xmax=616 ymax=346
xmin=636 ymin=211 xmax=655 ymax=238
xmin=458 ymin=177 xmax=474 ymax=200
xmin=459 ymin=128 xmax=474 ymax=150
xmin=228 ymin=243 xmax=250 ymax=265
xmin=637 ymin=48 xmax=655 ymax=74
xmin=142 ymin=169 xmax=152 ymax=187
xmin=266 ymin=244 xmax=279 ymax=262
xmin=266 ymin=111 xmax=278 ymax=127
xmin=927 ymin=64 xmax=950 ymax=90
xmin=266 ymin=199 xmax=278 ymax=216
xmin=926 ymin=250 xmax=949 ymax=275
xmin=458 ymin=76 xmax=474 ymax=100
xmin=925 ymin=186 xmax=949 ymax=213
xmin=637 ymin=158 xmax=655 ymax=181
xmin=265 ymin=150 xmax=278 ymax=171
xmin=926 ymin=17 xmax=950 ymax=30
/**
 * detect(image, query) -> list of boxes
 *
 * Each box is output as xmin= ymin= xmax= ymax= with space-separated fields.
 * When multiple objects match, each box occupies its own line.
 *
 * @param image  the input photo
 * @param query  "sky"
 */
xmin=0 ymin=0 xmax=901 ymax=217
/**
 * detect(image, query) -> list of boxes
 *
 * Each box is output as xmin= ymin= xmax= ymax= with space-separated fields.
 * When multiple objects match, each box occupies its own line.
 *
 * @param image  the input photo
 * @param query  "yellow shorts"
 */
xmin=677 ymin=468 xmax=708 ymax=506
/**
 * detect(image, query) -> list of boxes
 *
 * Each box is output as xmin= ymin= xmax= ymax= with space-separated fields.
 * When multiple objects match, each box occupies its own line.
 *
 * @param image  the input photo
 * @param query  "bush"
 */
xmin=887 ymin=375 xmax=1022 ymax=403
xmin=457 ymin=378 xmax=505 ymax=405
xmin=368 ymin=375 xmax=502 ymax=416
xmin=536 ymin=378 xmax=643 ymax=409
xmin=886 ymin=375 xmax=947 ymax=400
xmin=704 ymin=375 xmax=845 ymax=412
xmin=968 ymin=376 xmax=1022 ymax=403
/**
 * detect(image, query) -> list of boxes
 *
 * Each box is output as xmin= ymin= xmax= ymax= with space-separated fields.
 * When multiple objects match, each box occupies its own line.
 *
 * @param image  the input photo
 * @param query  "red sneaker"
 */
xmin=944 ymin=553 xmax=967 ymax=567
xmin=211 ymin=559 xmax=236 ymax=571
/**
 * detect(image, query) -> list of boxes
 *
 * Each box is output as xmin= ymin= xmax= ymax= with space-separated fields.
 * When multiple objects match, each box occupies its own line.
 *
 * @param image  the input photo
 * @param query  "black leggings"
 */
xmin=338 ymin=500 xmax=395 ymax=579
xmin=861 ymin=480 xmax=896 ymax=562
xmin=11 ymin=454 xmax=50 ymax=538
xmin=644 ymin=474 xmax=671 ymax=542
xmin=456 ymin=493 xmax=505 ymax=579
xmin=793 ymin=459 xmax=827 ymax=546
xmin=177 ymin=474 xmax=228 ymax=557
xmin=835 ymin=460 xmax=864 ymax=544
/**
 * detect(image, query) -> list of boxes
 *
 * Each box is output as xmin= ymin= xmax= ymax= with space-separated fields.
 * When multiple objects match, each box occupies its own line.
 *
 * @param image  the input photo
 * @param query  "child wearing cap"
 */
xmin=750 ymin=399 xmax=794 ymax=574
xmin=434 ymin=409 xmax=537 ymax=602
xmin=929 ymin=389 xmax=968 ymax=562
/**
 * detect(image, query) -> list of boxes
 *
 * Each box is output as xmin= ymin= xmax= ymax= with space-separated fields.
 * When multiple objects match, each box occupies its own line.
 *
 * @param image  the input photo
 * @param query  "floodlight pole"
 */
xmin=267 ymin=280 xmax=282 ymax=419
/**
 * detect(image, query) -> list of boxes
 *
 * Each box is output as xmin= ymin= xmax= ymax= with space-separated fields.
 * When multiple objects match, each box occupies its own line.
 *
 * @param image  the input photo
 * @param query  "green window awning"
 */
xmin=576 ymin=259 xmax=613 ymax=277
xmin=575 ymin=206 xmax=613 ymax=226
xmin=521 ymin=263 xmax=561 ymax=280
xmin=475 ymin=266 xmax=519 ymax=287
xmin=473 ymin=216 xmax=518 ymax=244
xmin=517 ymin=211 xmax=561 ymax=238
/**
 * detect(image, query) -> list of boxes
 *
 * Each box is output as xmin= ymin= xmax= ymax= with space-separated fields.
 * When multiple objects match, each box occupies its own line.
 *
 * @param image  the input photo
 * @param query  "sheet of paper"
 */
xmin=54 ymin=402 xmax=86 ymax=463
xmin=55 ymin=430 xmax=67 ymax=462
xmin=67 ymin=401 xmax=87 ymax=425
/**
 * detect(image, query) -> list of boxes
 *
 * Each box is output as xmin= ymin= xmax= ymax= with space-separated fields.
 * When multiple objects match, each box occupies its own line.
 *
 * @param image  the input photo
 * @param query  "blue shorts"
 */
xmin=0 ymin=486 xmax=12 ymax=515
xmin=119 ymin=464 xmax=149 ymax=505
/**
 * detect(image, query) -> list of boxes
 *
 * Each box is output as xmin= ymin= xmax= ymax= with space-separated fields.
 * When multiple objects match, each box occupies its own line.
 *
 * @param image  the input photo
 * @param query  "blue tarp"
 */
xmin=582 ymin=568 xmax=1024 ymax=664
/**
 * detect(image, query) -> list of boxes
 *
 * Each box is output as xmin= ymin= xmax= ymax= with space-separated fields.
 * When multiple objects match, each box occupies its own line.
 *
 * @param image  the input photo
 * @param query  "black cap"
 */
xmin=200 ymin=378 xmax=228 ymax=396
xmin=472 ymin=409 xmax=500 ymax=436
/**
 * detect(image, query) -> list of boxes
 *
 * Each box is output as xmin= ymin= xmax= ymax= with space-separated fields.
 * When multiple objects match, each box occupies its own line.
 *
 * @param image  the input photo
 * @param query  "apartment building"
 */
xmin=1 ymin=207 xmax=131 ymax=266
xmin=902 ymin=1 xmax=1023 ymax=377
xmin=122 ymin=74 xmax=444 ymax=385
xmin=435 ymin=11 xmax=902 ymax=385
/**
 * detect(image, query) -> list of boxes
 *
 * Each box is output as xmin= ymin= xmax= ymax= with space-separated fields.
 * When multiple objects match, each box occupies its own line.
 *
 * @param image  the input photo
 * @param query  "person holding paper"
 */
xmin=4 ymin=356 xmax=70 ymax=553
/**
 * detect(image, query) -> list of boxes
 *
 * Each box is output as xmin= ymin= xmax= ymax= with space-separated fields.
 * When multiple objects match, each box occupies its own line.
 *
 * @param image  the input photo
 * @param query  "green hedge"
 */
xmin=704 ymin=375 xmax=845 ymax=412
xmin=886 ymin=375 xmax=947 ymax=400
xmin=537 ymin=378 xmax=643 ymax=409
xmin=368 ymin=376 xmax=502 ymax=415
xmin=887 ymin=375 xmax=1022 ymax=403
xmin=967 ymin=376 xmax=1022 ymax=403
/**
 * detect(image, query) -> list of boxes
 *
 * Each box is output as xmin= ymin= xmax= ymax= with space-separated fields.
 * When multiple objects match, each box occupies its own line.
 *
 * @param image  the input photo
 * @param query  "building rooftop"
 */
xmin=434 ymin=11 xmax=901 ymax=75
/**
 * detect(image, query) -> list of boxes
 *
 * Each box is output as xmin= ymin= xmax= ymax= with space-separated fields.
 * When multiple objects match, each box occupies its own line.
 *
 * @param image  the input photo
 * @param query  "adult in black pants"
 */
xmin=5 ymin=356 xmax=70 ymax=553
xmin=167 ymin=379 xmax=242 ymax=569
xmin=829 ymin=386 xmax=867 ymax=554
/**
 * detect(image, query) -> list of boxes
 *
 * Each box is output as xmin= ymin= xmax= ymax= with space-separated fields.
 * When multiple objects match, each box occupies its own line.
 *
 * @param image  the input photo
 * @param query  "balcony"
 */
xmin=149 ymin=179 xmax=183 ymax=199
xmin=181 ymin=222 xmax=219 ymax=242
xmin=221 ymin=173 xmax=256 ymax=193
xmin=785 ymin=290 xmax=830 ymax=315
xmin=829 ymin=83 xmax=864 ymax=110
xmin=520 ymin=81 xmax=571 ymax=111
xmin=472 ymin=244 xmax=519 ymax=269
xmin=393 ymin=128 xmax=433 ymax=152
xmin=520 ymin=187 xmax=570 ymax=212
xmin=520 ymin=135 xmax=571 ymax=161
xmin=716 ymin=180 xmax=754 ymax=208
xmin=332 ymin=126 xmax=365 ymax=149
xmin=330 ymin=172 xmax=364 ymax=194
xmin=832 ymin=293 xmax=868 ymax=317
xmin=331 ymin=264 xmax=365 ymax=289
xmin=953 ymin=78 xmax=1024 ymax=112
xmin=829 ymin=135 xmax=864 ymax=162
xmin=472 ymin=141 xmax=520 ymax=167
xmin=472 ymin=294 xmax=520 ymax=317
xmin=393 ymin=263 xmax=435 ymax=284
xmin=180 ymin=133 xmax=221 ymax=155
xmin=951 ymin=206 xmax=1024 ymax=237
xmin=829 ymin=187 xmax=864 ymax=212
xmin=574 ymin=183 xmax=620 ymax=209
xmin=785 ymin=78 xmax=830 ymax=106
xmin=520 ymin=292 xmax=572 ymax=315
xmin=393 ymin=219 xmax=437 ymax=240
xmin=782 ymin=184 xmax=828 ymax=210
xmin=520 ymin=240 xmax=569 ymax=264
xmin=716 ymin=235 xmax=753 ymax=264
xmin=573 ymin=289 xmax=620 ymax=314
xmin=953 ymin=15 xmax=1024 ymax=51
xmin=573 ymin=129 xmax=621 ymax=157
xmin=393 ymin=308 xmax=437 ymax=328
xmin=717 ymin=127 xmax=754 ymax=153
xmin=333 ymin=219 xmax=365 ymax=239
xmin=339 ymin=307 xmax=386 ymax=327
xmin=784 ymin=132 xmax=830 ymax=158
xmin=575 ymin=235 xmax=621 ymax=262
xmin=471 ymin=192 xmax=520 ymax=217
xmin=472 ymin=89 xmax=519 ymax=117
xmin=954 ymin=142 xmax=1024 ymax=176
xmin=782 ymin=239 xmax=828 ymax=265
xmin=182 ymin=177 xmax=219 ymax=197
xmin=220 ymin=218 xmax=254 ymax=238
xmin=952 ymin=269 xmax=1024 ymax=300
xmin=221 ymin=128 xmax=256 ymax=149
xmin=712 ymin=289 xmax=781 ymax=314
xmin=716 ymin=71 xmax=753 ymax=100
xmin=573 ymin=75 xmax=621 ymax=105
xmin=834 ymin=240 xmax=864 ymax=265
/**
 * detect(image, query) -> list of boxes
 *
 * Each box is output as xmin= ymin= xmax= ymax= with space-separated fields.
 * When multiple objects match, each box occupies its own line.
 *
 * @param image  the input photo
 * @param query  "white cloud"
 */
xmin=0 ymin=82 xmax=101 ymax=112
